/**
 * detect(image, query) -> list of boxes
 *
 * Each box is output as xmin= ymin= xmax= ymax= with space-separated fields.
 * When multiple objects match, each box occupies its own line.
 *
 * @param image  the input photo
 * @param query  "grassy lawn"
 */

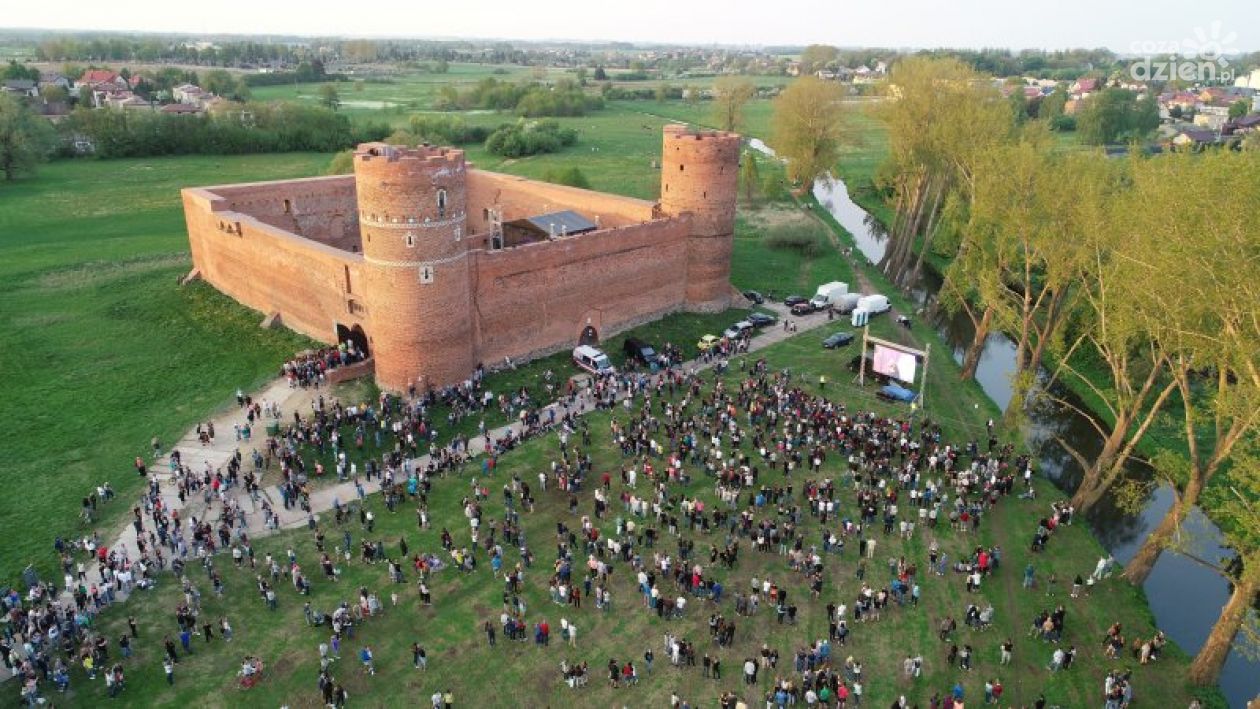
xmin=0 ymin=119 xmax=800 ymax=586
xmin=0 ymin=155 xmax=331 ymax=583
xmin=45 ymin=330 xmax=1221 ymax=708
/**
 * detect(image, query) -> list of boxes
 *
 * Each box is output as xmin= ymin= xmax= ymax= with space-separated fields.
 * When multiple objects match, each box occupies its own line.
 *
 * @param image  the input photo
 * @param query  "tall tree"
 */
xmin=873 ymin=56 xmax=1014 ymax=288
xmin=1041 ymin=156 xmax=1180 ymax=512
xmin=739 ymin=150 xmax=760 ymax=203
xmin=711 ymin=76 xmax=756 ymax=132
xmin=1077 ymin=87 xmax=1159 ymax=144
xmin=1185 ymin=446 xmax=1260 ymax=686
xmin=319 ymin=84 xmax=341 ymax=111
xmin=769 ymin=76 xmax=846 ymax=191
xmin=0 ymin=94 xmax=57 ymax=181
xmin=798 ymin=45 xmax=840 ymax=75
xmin=1121 ymin=150 xmax=1260 ymax=585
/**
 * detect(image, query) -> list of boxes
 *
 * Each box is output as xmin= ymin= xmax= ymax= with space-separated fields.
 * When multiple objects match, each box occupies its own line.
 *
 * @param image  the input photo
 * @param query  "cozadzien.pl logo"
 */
xmin=1129 ymin=21 xmax=1240 ymax=83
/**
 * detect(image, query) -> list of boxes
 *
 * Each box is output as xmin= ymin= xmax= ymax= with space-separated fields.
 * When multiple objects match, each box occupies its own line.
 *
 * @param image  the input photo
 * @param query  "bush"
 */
xmin=1050 ymin=114 xmax=1076 ymax=132
xmin=764 ymin=224 xmax=824 ymax=257
xmin=327 ymin=149 xmax=354 ymax=175
xmin=540 ymin=166 xmax=591 ymax=189
xmin=433 ymin=77 xmax=604 ymax=117
xmin=408 ymin=115 xmax=490 ymax=145
xmin=484 ymin=119 xmax=578 ymax=158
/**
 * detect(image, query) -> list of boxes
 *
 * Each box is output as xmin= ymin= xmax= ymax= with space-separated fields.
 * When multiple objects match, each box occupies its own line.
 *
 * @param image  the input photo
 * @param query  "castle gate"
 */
xmin=336 ymin=323 xmax=370 ymax=356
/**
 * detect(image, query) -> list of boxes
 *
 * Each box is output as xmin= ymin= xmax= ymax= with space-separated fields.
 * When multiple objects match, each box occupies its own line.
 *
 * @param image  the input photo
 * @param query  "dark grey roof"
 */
xmin=523 ymin=210 xmax=597 ymax=235
xmin=3 ymin=79 xmax=36 ymax=90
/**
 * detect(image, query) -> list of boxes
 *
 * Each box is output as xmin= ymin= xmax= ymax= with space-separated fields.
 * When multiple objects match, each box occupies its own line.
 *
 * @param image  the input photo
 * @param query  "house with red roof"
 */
xmin=1070 ymin=77 xmax=1100 ymax=98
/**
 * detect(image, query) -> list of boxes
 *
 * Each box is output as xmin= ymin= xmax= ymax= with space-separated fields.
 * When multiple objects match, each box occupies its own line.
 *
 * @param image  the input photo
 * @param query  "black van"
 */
xmin=623 ymin=337 xmax=659 ymax=371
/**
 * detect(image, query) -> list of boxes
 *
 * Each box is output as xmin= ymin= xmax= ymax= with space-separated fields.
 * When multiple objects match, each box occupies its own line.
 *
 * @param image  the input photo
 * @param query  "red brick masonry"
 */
xmin=182 ymin=126 xmax=740 ymax=391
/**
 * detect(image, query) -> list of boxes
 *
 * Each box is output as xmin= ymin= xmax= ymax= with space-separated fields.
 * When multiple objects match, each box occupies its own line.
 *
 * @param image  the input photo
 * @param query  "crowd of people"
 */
xmin=3 ymin=338 xmax=1173 ymax=708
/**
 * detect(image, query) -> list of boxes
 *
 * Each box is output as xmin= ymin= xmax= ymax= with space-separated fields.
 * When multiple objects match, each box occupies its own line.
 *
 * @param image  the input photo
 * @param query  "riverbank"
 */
xmin=817 ymin=157 xmax=1255 ymax=706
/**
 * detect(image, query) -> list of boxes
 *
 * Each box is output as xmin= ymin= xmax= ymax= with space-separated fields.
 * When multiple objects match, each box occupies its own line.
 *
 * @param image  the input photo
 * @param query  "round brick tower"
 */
xmin=354 ymin=143 xmax=472 ymax=392
xmin=659 ymin=124 xmax=741 ymax=312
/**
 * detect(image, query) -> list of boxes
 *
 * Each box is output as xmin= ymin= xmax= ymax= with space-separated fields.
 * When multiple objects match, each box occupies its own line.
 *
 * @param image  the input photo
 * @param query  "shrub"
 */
xmin=484 ymin=120 xmax=578 ymax=158
xmin=764 ymin=224 xmax=824 ymax=257
xmin=540 ymin=166 xmax=591 ymax=189
xmin=408 ymin=115 xmax=489 ymax=145
xmin=327 ymin=149 xmax=354 ymax=175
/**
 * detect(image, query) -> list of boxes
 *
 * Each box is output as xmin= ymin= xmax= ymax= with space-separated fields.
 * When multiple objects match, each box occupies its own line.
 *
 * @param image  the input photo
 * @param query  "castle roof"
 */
xmin=521 ymin=210 xmax=597 ymax=236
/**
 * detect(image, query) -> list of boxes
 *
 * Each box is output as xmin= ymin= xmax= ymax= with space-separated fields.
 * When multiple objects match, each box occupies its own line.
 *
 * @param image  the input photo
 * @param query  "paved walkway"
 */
xmin=19 ymin=301 xmax=847 ymax=649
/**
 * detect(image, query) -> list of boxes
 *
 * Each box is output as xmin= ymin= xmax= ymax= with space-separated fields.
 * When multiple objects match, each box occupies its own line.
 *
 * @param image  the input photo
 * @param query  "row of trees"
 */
xmin=764 ymin=59 xmax=1259 ymax=687
xmin=35 ymin=37 xmax=313 ymax=67
xmin=877 ymin=61 xmax=1258 ymax=685
xmin=433 ymin=78 xmax=604 ymax=117
xmin=55 ymin=102 xmax=388 ymax=159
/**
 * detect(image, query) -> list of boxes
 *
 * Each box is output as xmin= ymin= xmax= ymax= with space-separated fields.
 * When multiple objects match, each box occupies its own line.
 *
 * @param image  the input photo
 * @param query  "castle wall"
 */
xmin=465 ymin=170 xmax=656 ymax=236
xmin=470 ymin=217 xmax=692 ymax=366
xmin=182 ymin=128 xmax=741 ymax=392
xmin=208 ymin=176 xmax=362 ymax=252
xmin=183 ymin=188 xmax=365 ymax=344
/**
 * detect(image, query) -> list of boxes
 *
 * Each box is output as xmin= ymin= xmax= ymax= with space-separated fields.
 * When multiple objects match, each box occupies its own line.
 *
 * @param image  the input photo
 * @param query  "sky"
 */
xmin=4 ymin=0 xmax=1259 ymax=52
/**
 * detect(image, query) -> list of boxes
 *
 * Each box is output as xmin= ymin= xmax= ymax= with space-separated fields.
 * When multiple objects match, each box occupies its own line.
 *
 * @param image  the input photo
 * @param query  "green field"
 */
xmin=0 ymin=154 xmax=333 ymax=583
xmin=39 ymin=333 xmax=1220 ymax=708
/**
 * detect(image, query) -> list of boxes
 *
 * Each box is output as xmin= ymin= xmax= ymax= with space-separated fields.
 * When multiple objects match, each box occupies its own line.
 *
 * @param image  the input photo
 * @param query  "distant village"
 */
xmin=2 ymin=67 xmax=228 ymax=117
xmin=2 ymin=36 xmax=1258 ymax=152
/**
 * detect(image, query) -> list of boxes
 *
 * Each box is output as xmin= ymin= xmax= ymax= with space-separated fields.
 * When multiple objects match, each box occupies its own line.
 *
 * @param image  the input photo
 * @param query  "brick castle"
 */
xmin=181 ymin=125 xmax=740 ymax=391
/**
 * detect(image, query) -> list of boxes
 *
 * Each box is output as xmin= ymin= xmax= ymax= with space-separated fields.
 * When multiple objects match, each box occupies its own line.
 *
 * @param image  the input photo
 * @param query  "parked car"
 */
xmin=696 ymin=334 xmax=720 ymax=352
xmin=722 ymin=320 xmax=753 ymax=340
xmin=573 ymin=345 xmax=615 ymax=375
xmin=747 ymin=312 xmax=777 ymax=328
xmin=790 ymin=302 xmax=817 ymax=316
xmin=783 ymin=295 xmax=809 ymax=307
xmin=822 ymin=331 xmax=855 ymax=349
xmin=623 ymin=337 xmax=659 ymax=369
xmin=878 ymin=383 xmax=917 ymax=403
xmin=742 ymin=290 xmax=765 ymax=305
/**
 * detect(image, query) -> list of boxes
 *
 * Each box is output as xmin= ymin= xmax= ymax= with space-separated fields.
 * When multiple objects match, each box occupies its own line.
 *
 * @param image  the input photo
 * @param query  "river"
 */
xmin=803 ymin=169 xmax=1258 ymax=707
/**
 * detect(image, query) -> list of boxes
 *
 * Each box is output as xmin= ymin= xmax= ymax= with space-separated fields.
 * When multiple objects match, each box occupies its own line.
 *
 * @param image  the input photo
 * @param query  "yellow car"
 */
xmin=696 ymin=334 xmax=720 ymax=352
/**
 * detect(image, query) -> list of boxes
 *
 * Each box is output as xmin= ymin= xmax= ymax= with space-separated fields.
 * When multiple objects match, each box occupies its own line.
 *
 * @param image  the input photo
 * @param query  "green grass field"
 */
xmin=41 ymin=332 xmax=1220 ymax=708
xmin=0 ymin=154 xmax=336 ymax=584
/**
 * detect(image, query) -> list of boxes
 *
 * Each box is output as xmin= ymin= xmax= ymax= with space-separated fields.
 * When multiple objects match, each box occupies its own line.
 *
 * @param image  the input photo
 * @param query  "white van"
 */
xmin=810 ymin=281 xmax=849 ymax=310
xmin=856 ymin=294 xmax=891 ymax=315
xmin=573 ymin=345 xmax=616 ymax=375
xmin=833 ymin=293 xmax=862 ymax=314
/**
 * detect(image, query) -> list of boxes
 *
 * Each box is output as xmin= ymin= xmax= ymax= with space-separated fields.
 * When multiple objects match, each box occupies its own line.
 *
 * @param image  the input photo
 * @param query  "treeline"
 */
xmin=385 ymin=115 xmax=578 ymax=158
xmin=57 ymin=103 xmax=389 ymax=158
xmin=830 ymin=56 xmax=1259 ymax=687
xmin=434 ymin=78 xmax=603 ymax=117
xmin=35 ymin=37 xmax=314 ymax=67
xmin=241 ymin=61 xmax=342 ymax=87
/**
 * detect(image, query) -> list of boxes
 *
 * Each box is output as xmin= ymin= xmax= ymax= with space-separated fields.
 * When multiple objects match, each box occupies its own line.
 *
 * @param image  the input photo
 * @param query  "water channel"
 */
xmin=801 ymin=167 xmax=1257 ymax=707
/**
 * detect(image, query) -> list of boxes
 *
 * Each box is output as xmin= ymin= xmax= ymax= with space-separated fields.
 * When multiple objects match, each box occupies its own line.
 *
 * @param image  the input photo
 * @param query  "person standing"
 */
xmin=163 ymin=657 xmax=174 ymax=685
xmin=412 ymin=642 xmax=427 ymax=670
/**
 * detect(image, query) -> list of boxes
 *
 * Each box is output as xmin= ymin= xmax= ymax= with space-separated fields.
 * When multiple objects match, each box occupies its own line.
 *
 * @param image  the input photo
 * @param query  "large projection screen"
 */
xmin=872 ymin=344 xmax=918 ymax=383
